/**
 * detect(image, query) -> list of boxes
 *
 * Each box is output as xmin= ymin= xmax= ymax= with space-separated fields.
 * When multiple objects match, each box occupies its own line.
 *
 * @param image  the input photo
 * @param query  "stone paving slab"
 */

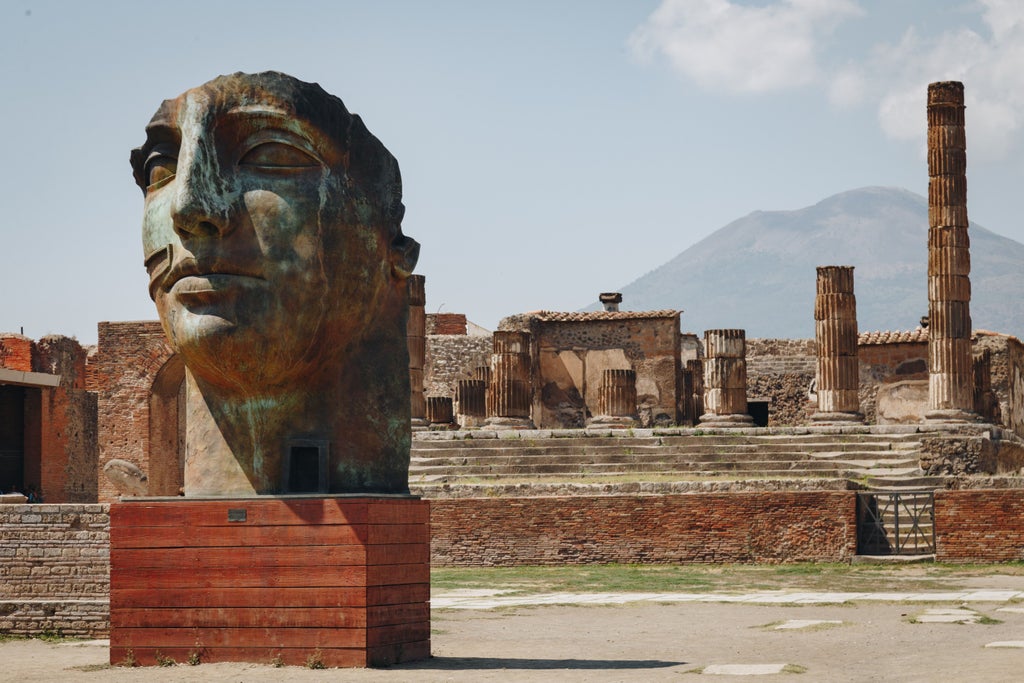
xmin=702 ymin=663 xmax=788 ymax=675
xmin=772 ymin=619 xmax=843 ymax=630
xmin=985 ymin=641 xmax=1024 ymax=648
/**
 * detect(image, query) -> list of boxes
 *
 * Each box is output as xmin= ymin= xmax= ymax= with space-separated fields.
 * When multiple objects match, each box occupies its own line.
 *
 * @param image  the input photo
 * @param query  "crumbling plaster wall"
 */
xmin=423 ymin=334 xmax=493 ymax=399
xmin=500 ymin=314 xmax=681 ymax=429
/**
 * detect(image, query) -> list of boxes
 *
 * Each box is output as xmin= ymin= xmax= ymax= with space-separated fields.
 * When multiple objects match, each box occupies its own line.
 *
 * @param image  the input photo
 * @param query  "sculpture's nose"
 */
xmin=170 ymin=133 xmax=232 ymax=239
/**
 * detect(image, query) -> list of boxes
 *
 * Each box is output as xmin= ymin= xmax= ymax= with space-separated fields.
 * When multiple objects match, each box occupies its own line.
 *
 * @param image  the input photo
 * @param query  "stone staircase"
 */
xmin=409 ymin=426 xmax=929 ymax=494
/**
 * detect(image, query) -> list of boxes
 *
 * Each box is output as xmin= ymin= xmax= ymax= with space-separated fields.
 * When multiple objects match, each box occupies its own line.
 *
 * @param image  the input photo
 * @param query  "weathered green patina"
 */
xmin=132 ymin=72 xmax=419 ymax=496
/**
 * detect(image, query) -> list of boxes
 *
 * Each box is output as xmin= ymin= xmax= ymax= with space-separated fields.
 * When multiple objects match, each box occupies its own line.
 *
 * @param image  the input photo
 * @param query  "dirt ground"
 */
xmin=6 ymin=597 xmax=1024 ymax=682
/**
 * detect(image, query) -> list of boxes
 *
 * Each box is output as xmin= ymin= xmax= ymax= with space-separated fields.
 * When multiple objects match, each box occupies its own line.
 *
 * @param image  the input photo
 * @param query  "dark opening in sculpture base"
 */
xmin=108 ymin=496 xmax=430 ymax=668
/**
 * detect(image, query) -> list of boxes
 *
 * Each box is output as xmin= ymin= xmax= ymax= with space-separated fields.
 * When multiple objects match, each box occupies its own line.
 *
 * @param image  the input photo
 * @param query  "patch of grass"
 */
xmin=305 ymin=649 xmax=326 ymax=669
xmin=154 ymin=651 xmax=176 ymax=667
xmin=119 ymin=649 xmax=137 ymax=668
xmin=271 ymin=653 xmax=285 ymax=668
xmin=784 ymin=663 xmax=808 ymax=674
xmin=977 ymin=615 xmax=1003 ymax=625
xmin=69 ymin=664 xmax=111 ymax=673
xmin=36 ymin=628 xmax=65 ymax=642
xmin=433 ymin=562 xmax=1024 ymax=597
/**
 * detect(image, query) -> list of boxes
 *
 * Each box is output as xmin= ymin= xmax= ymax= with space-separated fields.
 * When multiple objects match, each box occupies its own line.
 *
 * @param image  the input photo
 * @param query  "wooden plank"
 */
xmin=366 ymin=523 xmax=429 ymax=545
xmin=110 ymin=499 xmax=372 ymax=527
xmin=366 ymin=563 xmax=430 ymax=587
xmin=366 ymin=603 xmax=430 ymax=627
xmin=111 ymin=564 xmax=370 ymax=589
xmin=368 ymin=583 xmax=430 ymax=606
xmin=110 ymin=586 xmax=368 ymax=609
xmin=367 ymin=639 xmax=432 ymax=666
xmin=366 ymin=500 xmax=429 ymax=525
xmin=111 ymin=607 xmax=370 ymax=629
xmin=110 ymin=523 xmax=367 ymax=548
xmin=367 ymin=622 xmax=431 ymax=647
xmin=112 ymin=545 xmax=370 ymax=570
xmin=111 ymin=626 xmax=369 ymax=649
xmin=367 ymin=542 xmax=429 ymax=566
xmin=109 ymin=646 xmax=370 ymax=668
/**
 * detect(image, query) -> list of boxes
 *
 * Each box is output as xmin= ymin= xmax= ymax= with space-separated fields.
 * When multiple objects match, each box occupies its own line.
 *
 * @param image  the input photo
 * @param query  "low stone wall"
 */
xmin=934 ymin=490 xmax=1024 ymax=563
xmin=429 ymin=492 xmax=857 ymax=566
xmin=0 ymin=504 xmax=109 ymax=637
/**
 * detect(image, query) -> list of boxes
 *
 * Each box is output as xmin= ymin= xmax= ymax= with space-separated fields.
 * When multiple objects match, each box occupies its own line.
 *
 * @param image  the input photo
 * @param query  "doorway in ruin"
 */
xmin=0 ymin=385 xmax=25 ymax=492
xmin=748 ymin=400 xmax=769 ymax=428
xmin=148 ymin=355 xmax=186 ymax=496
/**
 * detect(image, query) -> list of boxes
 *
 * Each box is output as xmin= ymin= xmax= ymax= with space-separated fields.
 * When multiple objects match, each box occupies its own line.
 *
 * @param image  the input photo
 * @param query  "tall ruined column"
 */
xmin=812 ymin=266 xmax=863 ymax=423
xmin=926 ymin=81 xmax=977 ymax=421
xmin=700 ymin=329 xmax=754 ymax=426
xmin=485 ymin=331 xmax=535 ymax=429
xmin=590 ymin=369 xmax=638 ymax=427
xmin=687 ymin=359 xmax=704 ymax=426
xmin=407 ymin=275 xmax=428 ymax=430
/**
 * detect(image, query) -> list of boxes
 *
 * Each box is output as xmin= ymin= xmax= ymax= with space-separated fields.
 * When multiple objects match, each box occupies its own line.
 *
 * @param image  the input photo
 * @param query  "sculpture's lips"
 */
xmin=164 ymin=260 xmax=264 ymax=302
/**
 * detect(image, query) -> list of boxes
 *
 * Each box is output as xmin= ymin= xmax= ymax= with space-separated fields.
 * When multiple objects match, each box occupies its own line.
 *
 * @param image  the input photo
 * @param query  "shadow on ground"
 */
xmin=394 ymin=657 xmax=685 ymax=671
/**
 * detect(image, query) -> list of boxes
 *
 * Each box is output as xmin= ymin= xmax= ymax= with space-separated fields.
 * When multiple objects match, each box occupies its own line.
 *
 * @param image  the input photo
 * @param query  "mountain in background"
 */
xmin=592 ymin=187 xmax=1024 ymax=339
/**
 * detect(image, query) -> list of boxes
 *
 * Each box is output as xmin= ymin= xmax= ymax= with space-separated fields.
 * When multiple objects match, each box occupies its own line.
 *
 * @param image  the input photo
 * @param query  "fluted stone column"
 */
xmin=426 ymin=396 xmax=454 ymax=428
xmin=687 ymin=359 xmax=704 ymax=425
xmin=485 ymin=331 xmax=535 ymax=429
xmin=926 ymin=81 xmax=977 ymax=422
xmin=589 ymin=369 xmax=637 ymax=427
xmin=700 ymin=329 xmax=754 ymax=426
xmin=407 ymin=275 xmax=428 ymax=430
xmin=455 ymin=378 xmax=487 ymax=428
xmin=812 ymin=266 xmax=863 ymax=423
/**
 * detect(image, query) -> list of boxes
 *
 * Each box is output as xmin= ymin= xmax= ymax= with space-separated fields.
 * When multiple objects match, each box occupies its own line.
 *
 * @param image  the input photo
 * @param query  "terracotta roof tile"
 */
xmin=528 ymin=310 xmax=680 ymax=322
xmin=858 ymin=328 xmax=929 ymax=345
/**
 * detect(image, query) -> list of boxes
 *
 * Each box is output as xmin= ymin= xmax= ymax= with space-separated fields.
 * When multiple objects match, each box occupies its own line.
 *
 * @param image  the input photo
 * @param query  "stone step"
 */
xmin=410 ymin=452 xmax=919 ymax=469
xmin=409 ymin=460 xmax=902 ymax=477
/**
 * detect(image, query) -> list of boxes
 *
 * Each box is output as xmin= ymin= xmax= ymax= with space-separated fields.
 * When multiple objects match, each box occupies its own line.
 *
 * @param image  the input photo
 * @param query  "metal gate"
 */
xmin=856 ymin=491 xmax=935 ymax=555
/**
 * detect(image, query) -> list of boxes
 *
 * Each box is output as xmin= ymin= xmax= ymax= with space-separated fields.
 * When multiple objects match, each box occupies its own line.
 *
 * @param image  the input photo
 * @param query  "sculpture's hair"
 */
xmin=130 ymin=71 xmax=408 ymax=246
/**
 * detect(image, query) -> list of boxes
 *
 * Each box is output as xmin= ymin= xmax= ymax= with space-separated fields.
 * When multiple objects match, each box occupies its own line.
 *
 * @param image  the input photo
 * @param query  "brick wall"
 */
xmin=0 ymin=504 xmax=109 ymax=637
xmin=426 ymin=313 xmax=467 ymax=336
xmin=935 ymin=490 xmax=1024 ymax=563
xmin=89 ymin=321 xmax=175 ymax=502
xmin=430 ymin=492 xmax=857 ymax=566
xmin=0 ymin=334 xmax=33 ymax=371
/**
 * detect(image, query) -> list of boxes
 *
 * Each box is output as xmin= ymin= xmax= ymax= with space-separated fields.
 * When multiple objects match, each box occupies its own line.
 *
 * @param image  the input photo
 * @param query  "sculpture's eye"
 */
xmin=239 ymin=142 xmax=320 ymax=170
xmin=145 ymin=155 xmax=177 ymax=190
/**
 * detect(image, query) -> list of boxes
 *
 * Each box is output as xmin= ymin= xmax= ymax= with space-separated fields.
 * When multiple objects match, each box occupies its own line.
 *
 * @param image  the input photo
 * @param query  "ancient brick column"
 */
xmin=700 ymin=329 xmax=754 ymax=426
xmin=926 ymin=81 xmax=977 ymax=422
xmin=425 ymin=396 xmax=454 ymax=428
xmin=407 ymin=275 xmax=428 ymax=430
xmin=485 ymin=331 xmax=535 ymax=429
xmin=812 ymin=266 xmax=863 ymax=423
xmin=589 ymin=369 xmax=637 ymax=427
xmin=455 ymin=378 xmax=487 ymax=428
xmin=687 ymin=359 xmax=704 ymax=425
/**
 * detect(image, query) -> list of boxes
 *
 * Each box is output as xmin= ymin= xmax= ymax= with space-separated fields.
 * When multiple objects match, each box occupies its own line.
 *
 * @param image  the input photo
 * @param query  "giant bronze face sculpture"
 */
xmin=132 ymin=72 xmax=419 ymax=496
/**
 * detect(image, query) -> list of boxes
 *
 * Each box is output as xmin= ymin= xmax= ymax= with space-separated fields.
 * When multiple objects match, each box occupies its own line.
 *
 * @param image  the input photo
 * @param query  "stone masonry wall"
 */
xmin=746 ymin=339 xmax=816 ymax=426
xmin=424 ymin=334 xmax=493 ymax=399
xmin=88 ymin=321 xmax=175 ymax=503
xmin=0 ymin=504 xmax=109 ymax=637
xmin=430 ymin=492 xmax=857 ymax=566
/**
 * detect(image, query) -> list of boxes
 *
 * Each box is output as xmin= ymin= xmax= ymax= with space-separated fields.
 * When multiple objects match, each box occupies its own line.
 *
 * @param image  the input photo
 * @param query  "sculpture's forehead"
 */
xmin=144 ymin=74 xmax=348 ymax=148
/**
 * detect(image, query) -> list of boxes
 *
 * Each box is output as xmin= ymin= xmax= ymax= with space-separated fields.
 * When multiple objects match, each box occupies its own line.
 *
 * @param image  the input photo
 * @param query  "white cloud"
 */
xmin=632 ymin=0 xmax=1024 ymax=161
xmin=869 ymin=2 xmax=1024 ymax=162
xmin=629 ymin=0 xmax=863 ymax=94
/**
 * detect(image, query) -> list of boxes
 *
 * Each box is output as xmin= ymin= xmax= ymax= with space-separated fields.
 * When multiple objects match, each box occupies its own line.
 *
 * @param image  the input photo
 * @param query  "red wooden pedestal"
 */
xmin=109 ymin=497 xmax=430 ymax=667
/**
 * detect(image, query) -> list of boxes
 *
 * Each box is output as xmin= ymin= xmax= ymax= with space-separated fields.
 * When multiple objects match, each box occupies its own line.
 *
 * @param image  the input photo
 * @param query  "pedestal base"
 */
xmin=484 ymin=416 xmax=536 ymax=430
xmin=109 ymin=496 xmax=430 ymax=668
xmin=698 ymin=413 xmax=755 ymax=427
xmin=924 ymin=409 xmax=983 ymax=424
xmin=811 ymin=411 xmax=864 ymax=424
xmin=586 ymin=416 xmax=637 ymax=429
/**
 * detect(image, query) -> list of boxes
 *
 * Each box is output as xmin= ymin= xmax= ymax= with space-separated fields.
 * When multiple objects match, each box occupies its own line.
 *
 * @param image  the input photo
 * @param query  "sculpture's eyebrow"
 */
xmin=220 ymin=106 xmax=324 ymax=145
xmin=142 ymin=120 xmax=180 ymax=152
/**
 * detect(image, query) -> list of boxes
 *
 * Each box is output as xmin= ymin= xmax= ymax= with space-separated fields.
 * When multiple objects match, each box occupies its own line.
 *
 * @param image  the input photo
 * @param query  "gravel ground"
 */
xmin=6 ymin=596 xmax=1024 ymax=682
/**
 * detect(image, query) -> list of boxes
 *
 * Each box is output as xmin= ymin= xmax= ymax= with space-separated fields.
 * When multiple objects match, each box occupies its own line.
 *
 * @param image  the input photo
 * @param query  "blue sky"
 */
xmin=1 ymin=0 xmax=1021 ymax=343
